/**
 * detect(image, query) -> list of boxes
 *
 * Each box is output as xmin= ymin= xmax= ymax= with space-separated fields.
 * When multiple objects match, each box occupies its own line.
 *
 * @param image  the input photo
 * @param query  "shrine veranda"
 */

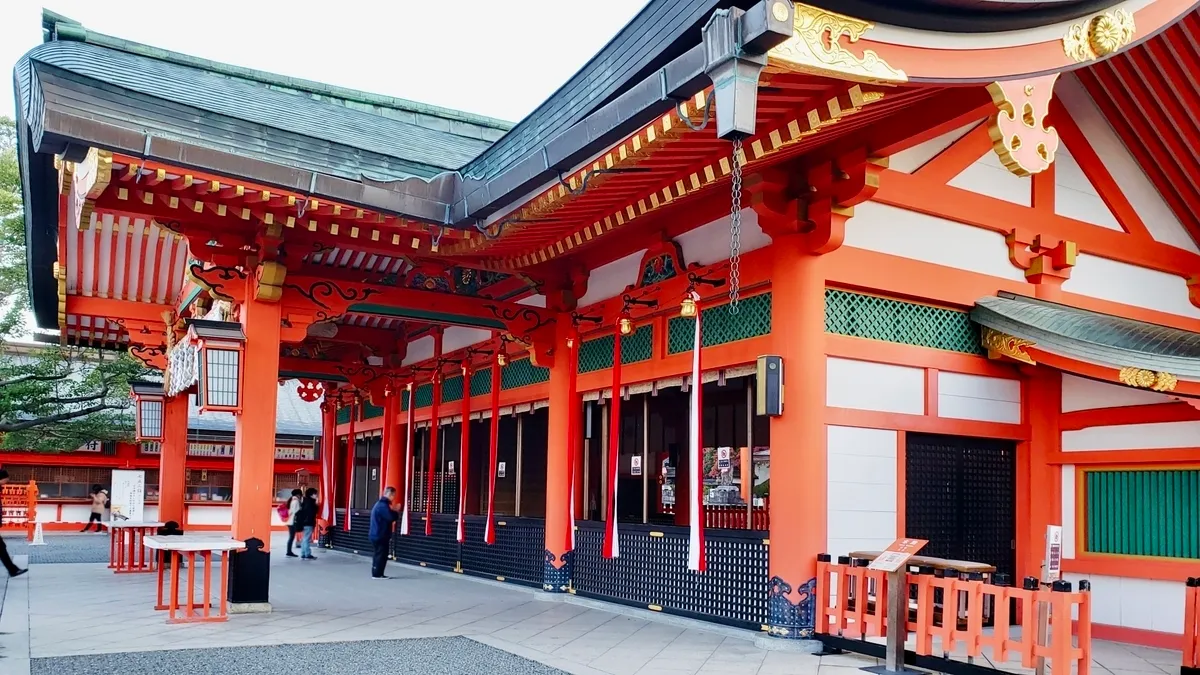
xmin=11 ymin=0 xmax=1200 ymax=651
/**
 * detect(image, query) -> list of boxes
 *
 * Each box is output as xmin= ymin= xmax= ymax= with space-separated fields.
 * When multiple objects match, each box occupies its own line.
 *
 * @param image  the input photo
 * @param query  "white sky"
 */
xmin=0 ymin=0 xmax=649 ymax=122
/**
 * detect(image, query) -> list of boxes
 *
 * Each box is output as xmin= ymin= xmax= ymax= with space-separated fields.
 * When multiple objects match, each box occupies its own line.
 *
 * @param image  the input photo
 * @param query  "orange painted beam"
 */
xmin=913 ymin=123 xmax=991 ymax=185
xmin=824 ymin=246 xmax=1031 ymax=309
xmin=1029 ymin=347 xmax=1200 ymax=396
xmin=1061 ymin=401 xmax=1200 ymax=431
xmin=825 ymin=407 xmax=1029 ymax=441
xmin=1048 ymin=448 xmax=1200 ymax=465
xmin=65 ymin=296 xmax=171 ymax=324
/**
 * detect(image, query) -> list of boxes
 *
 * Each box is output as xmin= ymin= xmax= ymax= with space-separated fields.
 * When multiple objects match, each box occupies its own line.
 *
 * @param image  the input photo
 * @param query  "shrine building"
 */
xmin=13 ymin=0 xmax=1200 ymax=650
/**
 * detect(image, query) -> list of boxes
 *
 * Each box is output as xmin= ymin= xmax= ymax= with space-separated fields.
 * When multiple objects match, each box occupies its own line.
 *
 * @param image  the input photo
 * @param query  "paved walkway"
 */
xmin=0 ymin=533 xmax=1185 ymax=675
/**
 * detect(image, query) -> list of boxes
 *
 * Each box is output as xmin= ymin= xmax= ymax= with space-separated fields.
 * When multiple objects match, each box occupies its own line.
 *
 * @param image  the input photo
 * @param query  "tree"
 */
xmin=0 ymin=116 xmax=147 ymax=450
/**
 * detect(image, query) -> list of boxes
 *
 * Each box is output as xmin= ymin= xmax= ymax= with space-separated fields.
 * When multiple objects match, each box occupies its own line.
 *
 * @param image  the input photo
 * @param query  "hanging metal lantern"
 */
xmin=680 ymin=296 xmax=698 ymax=318
xmin=189 ymin=320 xmax=247 ymax=414
xmin=131 ymin=382 xmax=165 ymax=442
xmin=496 ymin=351 xmax=507 ymax=367
xmin=619 ymin=317 xmax=634 ymax=336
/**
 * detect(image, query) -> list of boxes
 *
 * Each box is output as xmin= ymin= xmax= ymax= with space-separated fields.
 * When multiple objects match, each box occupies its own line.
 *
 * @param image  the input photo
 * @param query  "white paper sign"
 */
xmin=448 ymin=461 xmax=456 ymax=475
xmin=497 ymin=462 xmax=507 ymax=478
xmin=717 ymin=447 xmax=732 ymax=473
xmin=1043 ymin=525 xmax=1063 ymax=581
xmin=110 ymin=469 xmax=146 ymax=522
xmin=631 ymin=455 xmax=642 ymax=476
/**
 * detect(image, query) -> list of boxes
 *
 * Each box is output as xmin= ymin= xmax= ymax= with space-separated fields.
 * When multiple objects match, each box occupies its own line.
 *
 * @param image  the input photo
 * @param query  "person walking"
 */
xmin=296 ymin=488 xmax=319 ymax=561
xmin=284 ymin=489 xmax=303 ymax=558
xmin=0 ymin=471 xmax=27 ymax=578
xmin=368 ymin=486 xmax=399 ymax=579
xmin=81 ymin=485 xmax=107 ymax=533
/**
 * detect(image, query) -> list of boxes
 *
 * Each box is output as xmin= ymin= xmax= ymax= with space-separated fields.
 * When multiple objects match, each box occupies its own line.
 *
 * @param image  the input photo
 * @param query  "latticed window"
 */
xmin=139 ymin=400 xmax=163 ymax=438
xmin=204 ymin=348 xmax=240 ymax=407
xmin=361 ymin=401 xmax=384 ymax=419
xmin=400 ymin=389 xmax=411 ymax=412
xmin=414 ymin=383 xmax=434 ymax=408
xmin=441 ymin=375 xmax=465 ymax=403
xmin=667 ymin=293 xmax=772 ymax=354
xmin=336 ymin=406 xmax=351 ymax=425
xmin=579 ymin=325 xmax=653 ymax=373
xmin=470 ymin=368 xmax=493 ymax=396
xmin=825 ymin=289 xmax=984 ymax=355
xmin=501 ymin=358 xmax=550 ymax=390
xmin=1084 ymin=468 xmax=1199 ymax=560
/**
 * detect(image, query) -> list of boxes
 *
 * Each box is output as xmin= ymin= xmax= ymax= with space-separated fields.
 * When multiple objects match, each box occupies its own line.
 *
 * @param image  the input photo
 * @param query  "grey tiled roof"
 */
xmin=187 ymin=380 xmax=321 ymax=437
xmin=972 ymin=293 xmax=1200 ymax=379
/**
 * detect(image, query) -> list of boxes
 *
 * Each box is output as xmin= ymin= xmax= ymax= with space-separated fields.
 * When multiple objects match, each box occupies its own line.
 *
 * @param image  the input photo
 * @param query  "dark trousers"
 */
xmin=370 ymin=538 xmax=389 ymax=578
xmin=286 ymin=525 xmax=299 ymax=554
xmin=81 ymin=513 xmax=102 ymax=532
xmin=0 ymin=535 xmax=19 ymax=576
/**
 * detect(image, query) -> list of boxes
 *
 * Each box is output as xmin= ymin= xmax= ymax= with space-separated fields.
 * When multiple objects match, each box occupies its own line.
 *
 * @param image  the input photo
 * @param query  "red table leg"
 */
xmin=108 ymin=528 xmax=116 ymax=569
xmin=155 ymin=553 xmax=166 ymax=610
xmin=168 ymin=551 xmax=181 ymax=622
xmin=219 ymin=551 xmax=229 ymax=620
xmin=202 ymin=551 xmax=211 ymax=619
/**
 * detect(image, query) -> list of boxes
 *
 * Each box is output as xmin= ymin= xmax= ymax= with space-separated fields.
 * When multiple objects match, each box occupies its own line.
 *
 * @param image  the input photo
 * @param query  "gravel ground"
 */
xmin=31 ymin=637 xmax=567 ymax=675
xmin=5 ymin=533 xmax=111 ymax=564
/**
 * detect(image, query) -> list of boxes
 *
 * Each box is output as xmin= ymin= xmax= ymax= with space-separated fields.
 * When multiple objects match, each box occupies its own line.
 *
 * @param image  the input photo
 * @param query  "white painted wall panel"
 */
xmin=1064 ymin=573 xmax=1186 ymax=634
xmin=888 ymin=120 xmax=982 ymax=174
xmin=1061 ymin=373 xmax=1174 ymax=412
xmin=949 ymin=151 xmax=1031 ymax=206
xmin=677 ymin=209 xmax=771 ymax=266
xmin=847 ymin=202 xmax=1027 ymax=282
xmin=937 ymin=372 xmax=1021 ymax=423
xmin=827 ymin=357 xmax=924 ymax=414
xmin=578 ymin=250 xmax=644 ymax=307
xmin=1060 ymin=254 xmax=1200 ymax=319
xmin=1054 ymin=145 xmax=1121 ymax=230
xmin=1058 ymin=73 xmax=1199 ymax=253
xmin=143 ymin=505 xmax=160 ymax=524
xmin=1062 ymin=420 xmax=1200 ymax=451
xmin=186 ymin=505 xmax=233 ymax=526
xmin=827 ymin=426 xmax=898 ymax=557
xmin=1061 ymin=465 xmax=1075 ymax=559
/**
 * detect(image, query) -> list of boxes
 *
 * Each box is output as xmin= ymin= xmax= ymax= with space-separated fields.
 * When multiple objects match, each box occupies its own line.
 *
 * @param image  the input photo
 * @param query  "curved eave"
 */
xmin=971 ymin=293 xmax=1200 ymax=383
xmin=843 ymin=0 xmax=1198 ymax=82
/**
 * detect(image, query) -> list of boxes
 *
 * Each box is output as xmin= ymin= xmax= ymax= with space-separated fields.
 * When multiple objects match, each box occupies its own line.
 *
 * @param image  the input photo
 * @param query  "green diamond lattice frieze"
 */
xmin=501 ymin=358 xmax=550 ymax=390
xmin=441 ymin=375 xmax=464 ymax=403
xmin=400 ymin=389 xmax=411 ymax=412
xmin=336 ymin=406 xmax=351 ymax=425
xmin=824 ymin=289 xmax=984 ymax=355
xmin=361 ymin=401 xmax=384 ymax=420
xmin=578 ymin=325 xmax=654 ymax=373
xmin=414 ymin=383 xmax=434 ymax=408
xmin=470 ymin=368 xmax=493 ymax=397
xmin=667 ymin=293 xmax=772 ymax=354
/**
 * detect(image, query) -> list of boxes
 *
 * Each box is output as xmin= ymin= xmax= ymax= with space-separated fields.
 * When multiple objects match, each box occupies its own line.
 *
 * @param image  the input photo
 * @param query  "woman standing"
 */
xmin=81 ymin=485 xmax=107 ymax=533
xmin=295 ymin=488 xmax=319 ymax=560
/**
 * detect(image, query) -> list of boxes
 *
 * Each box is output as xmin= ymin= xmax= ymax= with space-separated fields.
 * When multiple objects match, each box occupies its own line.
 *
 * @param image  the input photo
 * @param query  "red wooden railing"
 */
xmin=661 ymin=501 xmax=769 ymax=530
xmin=1 ymin=481 xmax=38 ymax=541
xmin=1185 ymin=578 xmax=1199 ymax=675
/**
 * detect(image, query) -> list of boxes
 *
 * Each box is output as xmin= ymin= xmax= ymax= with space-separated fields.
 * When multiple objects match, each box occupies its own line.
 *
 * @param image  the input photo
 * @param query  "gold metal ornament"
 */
xmin=1118 ymin=367 xmax=1177 ymax=392
xmin=619 ymin=318 xmax=634 ymax=336
xmin=497 ymin=352 xmax=507 ymax=367
xmin=980 ymin=327 xmax=1036 ymax=365
xmin=1064 ymin=9 xmax=1135 ymax=63
xmin=768 ymin=3 xmax=907 ymax=85
xmin=680 ymin=296 xmax=698 ymax=318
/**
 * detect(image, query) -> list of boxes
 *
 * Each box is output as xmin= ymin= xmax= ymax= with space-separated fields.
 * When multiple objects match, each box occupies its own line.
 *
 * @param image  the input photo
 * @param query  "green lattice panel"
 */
xmin=336 ymin=406 xmax=350 ymax=425
xmin=470 ymin=368 xmax=493 ymax=397
xmin=578 ymin=325 xmax=653 ymax=373
xmin=1086 ymin=469 xmax=1199 ymax=560
xmin=501 ymin=358 xmax=550 ymax=390
xmin=442 ymin=375 xmax=464 ymax=403
xmin=361 ymin=401 xmax=384 ymax=420
xmin=400 ymin=389 xmax=411 ymax=412
xmin=825 ymin=289 xmax=984 ymax=355
xmin=667 ymin=293 xmax=772 ymax=354
xmin=414 ymin=383 xmax=434 ymax=408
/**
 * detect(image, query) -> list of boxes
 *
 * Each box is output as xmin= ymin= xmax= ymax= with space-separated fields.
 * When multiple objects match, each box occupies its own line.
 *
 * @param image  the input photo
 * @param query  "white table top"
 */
xmin=101 ymin=521 xmax=166 ymax=529
xmin=143 ymin=535 xmax=245 ymax=552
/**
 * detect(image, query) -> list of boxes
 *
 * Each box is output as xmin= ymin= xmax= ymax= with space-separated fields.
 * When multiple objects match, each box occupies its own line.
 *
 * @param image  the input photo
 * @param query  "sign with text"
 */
xmin=109 ymin=469 xmax=146 ymax=522
xmin=868 ymin=537 xmax=928 ymax=572
xmin=1043 ymin=525 xmax=1063 ymax=582
xmin=717 ymin=447 xmax=732 ymax=473
xmin=497 ymin=462 xmax=506 ymax=478
xmin=631 ymin=455 xmax=643 ymax=476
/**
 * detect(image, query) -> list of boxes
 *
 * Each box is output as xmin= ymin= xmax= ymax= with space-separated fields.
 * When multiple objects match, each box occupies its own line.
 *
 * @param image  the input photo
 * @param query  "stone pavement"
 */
xmin=0 ymin=533 xmax=1186 ymax=675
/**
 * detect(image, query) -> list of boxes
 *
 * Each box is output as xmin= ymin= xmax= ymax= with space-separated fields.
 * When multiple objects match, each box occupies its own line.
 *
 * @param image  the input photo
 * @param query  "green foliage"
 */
xmin=0 ymin=117 xmax=145 ymax=450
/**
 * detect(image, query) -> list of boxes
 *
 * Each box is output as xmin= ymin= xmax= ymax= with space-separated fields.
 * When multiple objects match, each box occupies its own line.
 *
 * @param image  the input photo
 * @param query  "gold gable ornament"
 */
xmin=1063 ymin=9 xmax=1136 ymax=63
xmin=981 ymin=327 xmax=1036 ymax=365
xmin=768 ymin=3 xmax=907 ymax=85
xmin=1118 ymin=367 xmax=1177 ymax=392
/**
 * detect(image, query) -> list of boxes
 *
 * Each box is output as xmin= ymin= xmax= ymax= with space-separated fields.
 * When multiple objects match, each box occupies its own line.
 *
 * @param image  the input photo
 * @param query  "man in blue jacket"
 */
xmin=369 ymin=486 xmax=400 ymax=579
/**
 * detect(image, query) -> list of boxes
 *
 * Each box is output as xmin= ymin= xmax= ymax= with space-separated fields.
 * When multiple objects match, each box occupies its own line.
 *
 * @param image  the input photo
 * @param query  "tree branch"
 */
xmin=34 ymin=386 xmax=112 ymax=407
xmin=0 ymin=373 xmax=64 ymax=389
xmin=0 ymin=403 xmax=125 ymax=433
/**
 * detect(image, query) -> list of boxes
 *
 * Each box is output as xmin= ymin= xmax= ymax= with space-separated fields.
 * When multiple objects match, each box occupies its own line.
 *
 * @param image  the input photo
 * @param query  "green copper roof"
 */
xmin=972 ymin=293 xmax=1200 ymax=380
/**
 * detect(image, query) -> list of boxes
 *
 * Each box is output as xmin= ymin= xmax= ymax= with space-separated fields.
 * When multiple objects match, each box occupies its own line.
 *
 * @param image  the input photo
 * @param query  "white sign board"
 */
xmin=497 ymin=462 xmax=506 ymax=478
xmin=717 ymin=447 xmax=732 ymax=473
xmin=1043 ymin=525 xmax=1063 ymax=582
xmin=110 ymin=470 xmax=146 ymax=522
xmin=631 ymin=455 xmax=642 ymax=476
xmin=448 ymin=461 xmax=456 ymax=475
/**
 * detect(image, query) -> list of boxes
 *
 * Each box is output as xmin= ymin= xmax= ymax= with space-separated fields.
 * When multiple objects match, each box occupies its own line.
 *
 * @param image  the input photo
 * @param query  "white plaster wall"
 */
xmin=827 ymin=426 xmax=898 ymax=556
xmin=1063 ymin=573 xmax=1186 ymax=634
xmin=1057 ymin=73 xmax=1200 ymax=253
xmin=1061 ymin=464 xmax=1076 ymax=559
xmin=186 ymin=504 xmax=233 ymax=526
xmin=577 ymin=250 xmax=643 ymax=307
xmin=1061 ymin=373 xmax=1174 ymax=412
xmin=1054 ymin=145 xmax=1122 ymax=230
xmin=1062 ymin=420 xmax=1200 ymax=451
xmin=143 ymin=505 xmax=160 ymax=523
xmin=937 ymin=372 xmax=1021 ymax=423
xmin=888 ymin=120 xmax=982 ymax=174
xmin=1060 ymin=254 xmax=1200 ymax=319
xmin=847 ymin=202 xmax=1027 ymax=282
xmin=677 ymin=208 xmax=771 ymax=266
xmin=949 ymin=151 xmax=1031 ymax=206
xmin=57 ymin=505 xmax=91 ymax=523
xmin=826 ymin=357 xmax=925 ymax=415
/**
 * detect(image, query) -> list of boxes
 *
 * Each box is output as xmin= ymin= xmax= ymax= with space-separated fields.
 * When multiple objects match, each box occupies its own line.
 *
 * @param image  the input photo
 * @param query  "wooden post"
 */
xmin=543 ymin=313 xmax=575 ymax=591
xmin=158 ymin=395 xmax=189 ymax=525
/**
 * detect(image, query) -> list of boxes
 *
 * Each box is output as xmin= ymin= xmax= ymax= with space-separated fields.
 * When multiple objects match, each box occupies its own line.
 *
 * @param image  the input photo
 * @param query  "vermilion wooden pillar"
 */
xmin=383 ymin=388 xmax=403 ymax=495
xmin=1020 ymin=367 xmax=1061 ymax=580
xmin=228 ymin=282 xmax=281 ymax=608
xmin=158 ymin=394 xmax=189 ymax=525
xmin=543 ymin=316 xmax=574 ymax=592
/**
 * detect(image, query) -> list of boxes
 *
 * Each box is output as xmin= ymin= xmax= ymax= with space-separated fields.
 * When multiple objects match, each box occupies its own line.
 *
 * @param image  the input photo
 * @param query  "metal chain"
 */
xmin=728 ymin=139 xmax=743 ymax=314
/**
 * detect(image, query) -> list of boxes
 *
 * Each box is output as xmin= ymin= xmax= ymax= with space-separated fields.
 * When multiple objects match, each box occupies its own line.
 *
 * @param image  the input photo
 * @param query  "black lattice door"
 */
xmin=905 ymin=433 xmax=1016 ymax=578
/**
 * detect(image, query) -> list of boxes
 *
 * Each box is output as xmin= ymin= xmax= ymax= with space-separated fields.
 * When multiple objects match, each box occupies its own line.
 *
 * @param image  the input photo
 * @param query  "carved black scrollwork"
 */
xmin=129 ymin=343 xmax=167 ymax=368
xmin=336 ymin=364 xmax=382 ymax=382
xmin=188 ymin=263 xmax=246 ymax=303
xmin=283 ymin=281 xmax=381 ymax=321
xmin=481 ymin=304 xmax=554 ymax=343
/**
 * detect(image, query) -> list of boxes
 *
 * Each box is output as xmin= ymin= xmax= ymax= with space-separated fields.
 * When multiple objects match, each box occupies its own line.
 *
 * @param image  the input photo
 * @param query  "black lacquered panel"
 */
xmin=392 ymin=513 xmax=459 ymax=569
xmin=328 ymin=510 xmax=372 ymax=555
xmin=460 ymin=515 xmax=545 ymax=586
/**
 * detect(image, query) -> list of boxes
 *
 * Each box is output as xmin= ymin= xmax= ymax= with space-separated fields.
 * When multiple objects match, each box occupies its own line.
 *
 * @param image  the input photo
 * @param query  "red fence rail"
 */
xmin=660 ymin=502 xmax=769 ymax=530
xmin=1185 ymin=578 xmax=1199 ymax=675
xmin=815 ymin=554 xmax=1092 ymax=675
